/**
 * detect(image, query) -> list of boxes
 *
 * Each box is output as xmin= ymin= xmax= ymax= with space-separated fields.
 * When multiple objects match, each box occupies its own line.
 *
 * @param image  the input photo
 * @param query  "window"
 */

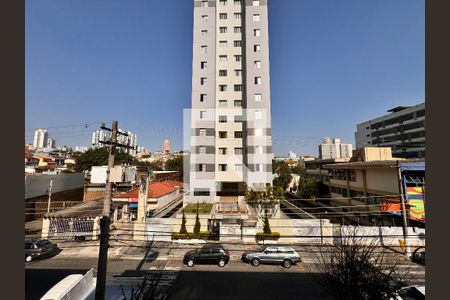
xmin=234 ymin=115 xmax=243 ymax=122
xmin=219 ymin=115 xmax=227 ymax=123
xmin=254 ymin=29 xmax=261 ymax=37
xmin=255 ymin=128 xmax=263 ymax=136
xmin=253 ymin=0 xmax=260 ymax=6
xmin=234 ymin=40 xmax=242 ymax=47
xmin=234 ymin=0 xmax=241 ymax=5
xmin=219 ymin=55 xmax=228 ymax=62
xmin=199 ymin=128 xmax=207 ymax=136
xmin=199 ymin=146 xmax=206 ymax=154
xmin=219 ymin=27 xmax=228 ymax=34
xmin=219 ymin=85 xmax=227 ymax=92
xmin=219 ymin=41 xmax=228 ymax=47
xmin=234 ymin=131 xmax=243 ymax=138
xmin=201 ymin=46 xmax=207 ymax=53
xmin=201 ymin=61 xmax=207 ymax=69
xmin=256 ymin=163 xmax=264 ymax=172
xmin=234 ymin=69 xmax=242 ymax=76
xmin=220 ymin=0 xmax=227 ymax=5
xmin=219 ymin=70 xmax=228 ymax=77
xmin=255 ymin=61 xmax=261 ymax=68
xmin=200 ymin=111 xmax=207 ymax=119
xmin=201 ymin=1 xmax=208 ymax=7
xmin=234 ymin=164 xmax=243 ymax=172
xmin=200 ymin=94 xmax=207 ymax=102
xmin=234 ymin=147 xmax=243 ymax=155
xmin=234 ymin=100 xmax=242 ymax=107
xmin=234 ymin=27 xmax=242 ymax=33
xmin=198 ymin=164 xmax=206 ymax=172
xmin=219 ymin=100 xmax=227 ymax=107
xmin=254 ymin=45 xmax=261 ymax=52
xmin=201 ymin=30 xmax=208 ymax=37
xmin=219 ymin=164 xmax=227 ymax=171
xmin=234 ymin=12 xmax=242 ymax=19
xmin=255 ymin=77 xmax=262 ymax=85
xmin=234 ymin=84 xmax=243 ymax=91
xmin=219 ymin=13 xmax=227 ymax=20
xmin=200 ymin=77 xmax=207 ymax=85
xmin=218 ymin=148 xmax=227 ymax=155
xmin=194 ymin=188 xmax=210 ymax=196
xmin=234 ymin=55 xmax=242 ymax=62
xmin=219 ymin=131 xmax=227 ymax=138
xmin=253 ymin=14 xmax=260 ymax=22
xmin=255 ymin=110 xmax=262 ymax=119
xmin=254 ymin=93 xmax=262 ymax=102
xmin=201 ymin=15 xmax=208 ymax=23
xmin=256 ymin=145 xmax=263 ymax=154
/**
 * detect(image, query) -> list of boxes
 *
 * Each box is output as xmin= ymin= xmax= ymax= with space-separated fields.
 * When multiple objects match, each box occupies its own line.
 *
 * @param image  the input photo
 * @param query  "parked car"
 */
xmin=411 ymin=247 xmax=425 ymax=265
xmin=25 ymin=240 xmax=59 ymax=262
xmin=241 ymin=246 xmax=301 ymax=268
xmin=391 ymin=285 xmax=425 ymax=300
xmin=183 ymin=243 xmax=230 ymax=267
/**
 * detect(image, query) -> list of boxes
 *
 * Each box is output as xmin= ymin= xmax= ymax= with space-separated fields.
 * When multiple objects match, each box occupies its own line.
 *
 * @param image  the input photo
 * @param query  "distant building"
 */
xmin=90 ymin=165 xmax=137 ymax=184
xmin=33 ymin=129 xmax=48 ymax=150
xmin=74 ymin=146 xmax=89 ymax=153
xmin=319 ymin=137 xmax=353 ymax=159
xmin=117 ymin=130 xmax=138 ymax=155
xmin=355 ymin=103 xmax=425 ymax=159
xmin=92 ymin=130 xmax=110 ymax=148
xmin=288 ymin=151 xmax=297 ymax=160
xmin=162 ymin=139 xmax=171 ymax=162
xmin=47 ymin=138 xmax=56 ymax=149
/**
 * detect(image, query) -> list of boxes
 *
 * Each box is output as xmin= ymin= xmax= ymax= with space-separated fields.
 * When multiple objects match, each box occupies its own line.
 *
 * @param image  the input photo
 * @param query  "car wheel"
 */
xmin=251 ymin=258 xmax=260 ymax=267
xmin=25 ymin=256 xmax=33 ymax=263
xmin=283 ymin=259 xmax=292 ymax=268
xmin=187 ymin=259 xmax=194 ymax=267
xmin=218 ymin=259 xmax=226 ymax=267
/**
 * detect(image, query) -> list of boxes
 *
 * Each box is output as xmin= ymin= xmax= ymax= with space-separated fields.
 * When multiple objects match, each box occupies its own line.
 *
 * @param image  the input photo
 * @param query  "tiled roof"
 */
xmin=113 ymin=180 xmax=184 ymax=199
xmin=323 ymin=159 xmax=424 ymax=169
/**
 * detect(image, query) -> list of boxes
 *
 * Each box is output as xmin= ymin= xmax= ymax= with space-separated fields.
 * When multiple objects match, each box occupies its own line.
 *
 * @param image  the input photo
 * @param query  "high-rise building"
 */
xmin=117 ymin=130 xmax=138 ymax=155
xmin=91 ymin=130 xmax=110 ymax=148
xmin=319 ymin=137 xmax=353 ymax=159
xmin=288 ymin=151 xmax=297 ymax=160
xmin=355 ymin=103 xmax=425 ymax=159
xmin=189 ymin=0 xmax=274 ymax=203
xmin=163 ymin=139 xmax=171 ymax=162
xmin=46 ymin=138 xmax=56 ymax=149
xmin=33 ymin=129 xmax=48 ymax=150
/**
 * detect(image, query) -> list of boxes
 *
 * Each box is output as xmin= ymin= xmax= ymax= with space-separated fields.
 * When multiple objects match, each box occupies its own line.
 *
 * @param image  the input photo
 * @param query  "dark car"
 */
xmin=241 ymin=246 xmax=301 ymax=268
xmin=411 ymin=247 xmax=425 ymax=265
xmin=183 ymin=243 xmax=230 ymax=267
xmin=25 ymin=240 xmax=59 ymax=262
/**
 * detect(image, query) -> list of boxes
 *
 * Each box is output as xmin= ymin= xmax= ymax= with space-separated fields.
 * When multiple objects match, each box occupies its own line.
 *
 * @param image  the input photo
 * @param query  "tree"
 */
xmin=272 ymin=160 xmax=293 ymax=190
xmin=296 ymin=176 xmax=319 ymax=199
xmin=180 ymin=211 xmax=187 ymax=234
xmin=164 ymin=156 xmax=184 ymax=181
xmin=131 ymin=159 xmax=163 ymax=171
xmin=74 ymin=147 xmax=133 ymax=172
xmin=245 ymin=185 xmax=285 ymax=220
xmin=193 ymin=203 xmax=201 ymax=234
xmin=313 ymin=227 xmax=409 ymax=300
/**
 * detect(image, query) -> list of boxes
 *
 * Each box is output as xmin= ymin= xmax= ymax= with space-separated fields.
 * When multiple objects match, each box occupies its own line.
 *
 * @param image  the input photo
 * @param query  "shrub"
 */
xmin=193 ymin=208 xmax=201 ymax=234
xmin=263 ymin=216 xmax=272 ymax=234
xmin=171 ymin=231 xmax=209 ymax=240
xmin=180 ymin=211 xmax=187 ymax=234
xmin=255 ymin=232 xmax=280 ymax=241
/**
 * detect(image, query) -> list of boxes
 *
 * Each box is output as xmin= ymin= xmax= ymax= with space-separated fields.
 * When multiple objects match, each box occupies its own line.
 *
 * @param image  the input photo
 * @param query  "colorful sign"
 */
xmin=380 ymin=198 xmax=401 ymax=216
xmin=406 ymin=187 xmax=425 ymax=221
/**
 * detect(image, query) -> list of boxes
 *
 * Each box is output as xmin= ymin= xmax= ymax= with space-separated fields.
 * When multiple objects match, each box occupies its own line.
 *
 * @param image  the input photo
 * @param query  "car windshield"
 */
xmin=35 ymin=241 xmax=50 ymax=247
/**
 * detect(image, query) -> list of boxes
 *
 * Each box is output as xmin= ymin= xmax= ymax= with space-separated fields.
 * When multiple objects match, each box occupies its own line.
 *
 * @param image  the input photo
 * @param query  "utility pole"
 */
xmin=95 ymin=121 xmax=134 ymax=300
xmin=46 ymin=179 xmax=53 ymax=214
xmin=397 ymin=161 xmax=411 ymax=257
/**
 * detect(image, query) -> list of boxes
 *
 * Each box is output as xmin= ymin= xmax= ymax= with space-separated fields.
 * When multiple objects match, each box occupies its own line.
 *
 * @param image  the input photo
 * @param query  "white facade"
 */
xmin=47 ymin=138 xmax=56 ymax=149
xmin=33 ymin=129 xmax=48 ymax=150
xmin=91 ymin=130 xmax=109 ymax=148
xmin=288 ymin=151 xmax=297 ymax=160
xmin=319 ymin=137 xmax=352 ymax=159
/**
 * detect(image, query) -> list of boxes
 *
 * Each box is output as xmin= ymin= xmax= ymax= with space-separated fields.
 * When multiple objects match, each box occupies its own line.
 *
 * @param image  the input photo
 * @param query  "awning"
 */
xmin=128 ymin=203 xmax=138 ymax=209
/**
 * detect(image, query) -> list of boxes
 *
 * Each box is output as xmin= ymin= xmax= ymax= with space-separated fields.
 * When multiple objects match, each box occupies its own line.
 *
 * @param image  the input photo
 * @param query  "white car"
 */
xmin=391 ymin=285 xmax=425 ymax=300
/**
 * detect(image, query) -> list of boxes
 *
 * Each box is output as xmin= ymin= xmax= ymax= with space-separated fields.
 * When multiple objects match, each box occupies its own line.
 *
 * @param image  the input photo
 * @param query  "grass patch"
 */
xmin=183 ymin=203 xmax=213 ymax=214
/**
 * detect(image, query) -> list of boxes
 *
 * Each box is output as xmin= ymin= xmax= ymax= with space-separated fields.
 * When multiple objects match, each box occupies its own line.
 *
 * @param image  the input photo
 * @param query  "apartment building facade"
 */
xmin=189 ymin=0 xmax=273 ymax=203
xmin=355 ymin=103 xmax=425 ymax=159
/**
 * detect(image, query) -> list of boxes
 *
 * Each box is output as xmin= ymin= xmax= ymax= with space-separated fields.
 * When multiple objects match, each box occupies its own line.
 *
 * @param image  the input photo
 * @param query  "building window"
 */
xmin=256 ymin=164 xmax=264 ymax=172
xmin=219 ymin=100 xmax=227 ymax=107
xmin=194 ymin=188 xmax=210 ymax=196
xmin=234 ymin=40 xmax=242 ymax=47
xmin=219 ymin=27 xmax=228 ymax=34
xmin=219 ymin=55 xmax=228 ymax=62
xmin=234 ymin=27 xmax=242 ymax=33
xmin=234 ymin=69 xmax=242 ymax=76
xmin=253 ymin=0 xmax=260 ymax=6
xmin=254 ymin=29 xmax=261 ymax=37
xmin=254 ymin=110 xmax=262 ymax=119
xmin=255 ymin=128 xmax=263 ymax=136
xmin=234 ymin=131 xmax=243 ymax=138
xmin=234 ymin=55 xmax=242 ymax=62
xmin=199 ymin=128 xmax=207 ymax=136
xmin=234 ymin=115 xmax=243 ymax=122
xmin=201 ymin=46 xmax=207 ymax=54
xmin=200 ymin=94 xmax=207 ymax=102
xmin=234 ymin=100 xmax=242 ymax=107
xmin=201 ymin=1 xmax=208 ymax=8
xmin=200 ymin=111 xmax=207 ymax=119
xmin=220 ymin=0 xmax=227 ymax=5
xmin=219 ymin=85 xmax=227 ymax=92
xmin=255 ymin=61 xmax=261 ymax=68
xmin=218 ymin=148 xmax=227 ymax=155
xmin=201 ymin=15 xmax=208 ymax=23
xmin=201 ymin=61 xmax=207 ymax=69
xmin=201 ymin=30 xmax=208 ymax=37
xmin=199 ymin=146 xmax=206 ymax=154
xmin=219 ymin=164 xmax=227 ymax=171
xmin=254 ymin=45 xmax=261 ymax=52
xmin=219 ymin=41 xmax=228 ymax=47
xmin=234 ymin=147 xmax=243 ymax=155
xmin=234 ymin=164 xmax=243 ymax=172
xmin=255 ymin=77 xmax=262 ymax=85
xmin=255 ymin=145 xmax=263 ymax=154
xmin=200 ymin=77 xmax=207 ymax=85
xmin=219 ymin=115 xmax=227 ymax=123
xmin=219 ymin=131 xmax=227 ymax=138
xmin=198 ymin=164 xmax=207 ymax=172
xmin=219 ymin=70 xmax=228 ymax=77
xmin=234 ymin=84 xmax=243 ymax=91
xmin=219 ymin=13 xmax=227 ymax=20
xmin=253 ymin=14 xmax=260 ymax=22
xmin=234 ymin=12 xmax=242 ymax=19
xmin=234 ymin=0 xmax=241 ymax=5
xmin=254 ymin=93 xmax=262 ymax=102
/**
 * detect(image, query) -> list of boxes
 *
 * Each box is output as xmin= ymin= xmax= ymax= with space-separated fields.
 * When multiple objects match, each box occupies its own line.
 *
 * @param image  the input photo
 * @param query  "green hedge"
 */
xmin=171 ymin=231 xmax=209 ymax=240
xmin=255 ymin=232 xmax=280 ymax=241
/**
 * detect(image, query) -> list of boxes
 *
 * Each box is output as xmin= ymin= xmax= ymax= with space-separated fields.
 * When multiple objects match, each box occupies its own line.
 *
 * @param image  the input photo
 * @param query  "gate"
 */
xmin=207 ymin=219 xmax=220 ymax=241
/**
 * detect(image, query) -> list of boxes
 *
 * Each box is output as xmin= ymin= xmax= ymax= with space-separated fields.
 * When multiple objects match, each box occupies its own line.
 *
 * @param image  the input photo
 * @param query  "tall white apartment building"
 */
xmin=33 ymin=129 xmax=48 ymax=150
xmin=319 ymin=137 xmax=353 ymax=159
xmin=117 ymin=130 xmax=138 ymax=155
xmin=189 ymin=0 xmax=274 ymax=203
xmin=91 ymin=130 xmax=110 ymax=148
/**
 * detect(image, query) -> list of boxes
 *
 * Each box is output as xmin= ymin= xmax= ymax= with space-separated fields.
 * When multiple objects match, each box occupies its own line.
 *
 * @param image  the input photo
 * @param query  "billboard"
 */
xmin=405 ymin=187 xmax=425 ymax=221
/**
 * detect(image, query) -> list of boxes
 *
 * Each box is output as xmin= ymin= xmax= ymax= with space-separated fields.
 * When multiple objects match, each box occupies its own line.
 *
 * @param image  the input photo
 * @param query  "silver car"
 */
xmin=241 ymin=246 xmax=301 ymax=268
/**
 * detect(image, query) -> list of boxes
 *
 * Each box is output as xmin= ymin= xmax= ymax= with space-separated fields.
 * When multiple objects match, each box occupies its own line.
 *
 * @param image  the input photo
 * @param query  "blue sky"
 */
xmin=25 ymin=0 xmax=424 ymax=156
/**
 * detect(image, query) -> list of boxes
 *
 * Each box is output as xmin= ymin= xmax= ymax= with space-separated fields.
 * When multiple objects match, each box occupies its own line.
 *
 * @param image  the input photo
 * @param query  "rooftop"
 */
xmin=44 ymin=198 xmax=112 ymax=219
xmin=113 ymin=180 xmax=184 ymax=199
xmin=387 ymin=106 xmax=412 ymax=113
xmin=323 ymin=159 xmax=425 ymax=170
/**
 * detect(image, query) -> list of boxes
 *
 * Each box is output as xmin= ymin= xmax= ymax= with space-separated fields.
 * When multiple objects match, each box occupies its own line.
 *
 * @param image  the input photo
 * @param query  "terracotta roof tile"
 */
xmin=113 ymin=181 xmax=184 ymax=199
